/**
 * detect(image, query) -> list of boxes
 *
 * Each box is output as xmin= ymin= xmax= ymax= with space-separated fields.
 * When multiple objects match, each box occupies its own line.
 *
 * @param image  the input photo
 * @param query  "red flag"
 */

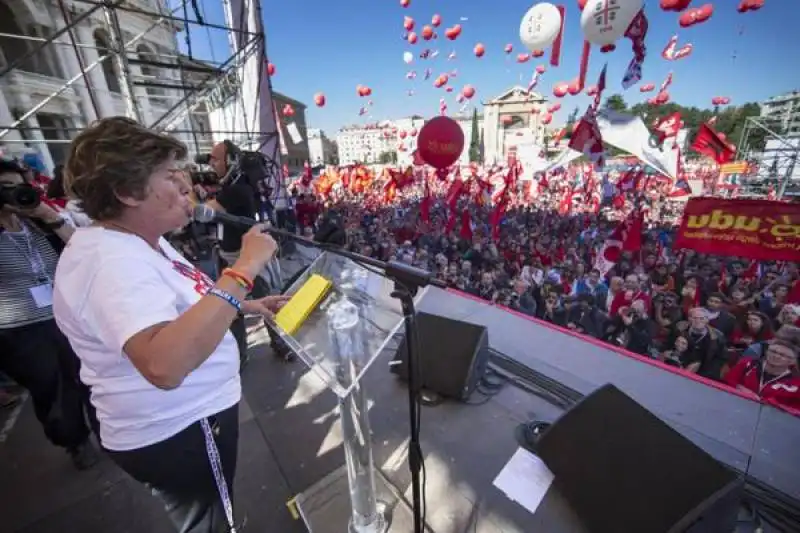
xmin=691 ymin=123 xmax=735 ymax=164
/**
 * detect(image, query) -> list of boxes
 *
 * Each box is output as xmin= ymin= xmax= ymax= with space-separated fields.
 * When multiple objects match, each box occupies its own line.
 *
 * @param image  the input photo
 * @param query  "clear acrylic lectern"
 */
xmin=273 ymin=252 xmax=406 ymax=533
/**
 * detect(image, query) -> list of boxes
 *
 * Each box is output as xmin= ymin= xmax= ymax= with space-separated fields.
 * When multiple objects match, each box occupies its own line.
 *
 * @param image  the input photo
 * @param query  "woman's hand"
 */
xmin=10 ymin=201 xmax=62 ymax=224
xmin=233 ymin=224 xmax=278 ymax=280
xmin=243 ymin=295 xmax=291 ymax=319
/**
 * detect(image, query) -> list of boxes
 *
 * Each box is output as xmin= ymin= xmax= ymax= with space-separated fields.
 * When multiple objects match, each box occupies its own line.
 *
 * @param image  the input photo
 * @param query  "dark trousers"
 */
xmin=0 ymin=319 xmax=93 ymax=449
xmin=106 ymin=404 xmax=239 ymax=533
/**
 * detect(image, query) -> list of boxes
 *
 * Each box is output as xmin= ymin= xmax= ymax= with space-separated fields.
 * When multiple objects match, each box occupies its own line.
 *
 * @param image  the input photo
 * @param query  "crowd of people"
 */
xmin=0 ymin=120 xmax=799 ymax=531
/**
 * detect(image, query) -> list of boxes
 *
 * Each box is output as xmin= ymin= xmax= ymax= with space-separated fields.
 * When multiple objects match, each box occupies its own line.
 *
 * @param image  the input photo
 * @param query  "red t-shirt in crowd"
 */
xmin=724 ymin=358 xmax=800 ymax=411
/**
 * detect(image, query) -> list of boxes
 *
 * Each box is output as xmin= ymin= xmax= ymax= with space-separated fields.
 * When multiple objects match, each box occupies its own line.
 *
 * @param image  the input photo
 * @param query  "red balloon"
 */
xmin=660 ymin=0 xmax=692 ymax=11
xmin=548 ymin=103 xmax=562 ymax=112
xmin=410 ymin=128 xmax=417 ymax=136
xmin=399 ymin=130 xmax=407 ymax=139
xmin=404 ymin=16 xmax=414 ymax=31
xmin=462 ymin=85 xmax=476 ymax=99
xmin=267 ymin=63 xmax=276 ymax=76
xmin=553 ymin=82 xmax=569 ymax=98
xmin=577 ymin=0 xmax=588 ymax=9
xmin=738 ymin=0 xmax=764 ymax=12
xmin=504 ymin=44 xmax=513 ymax=54
xmin=408 ymin=32 xmax=418 ymax=44
xmin=535 ymin=64 xmax=546 ymax=74
xmin=517 ymin=53 xmax=530 ymax=63
xmin=422 ymin=25 xmax=434 ymax=40
xmin=444 ymin=25 xmax=461 ymax=40
xmin=431 ymin=14 xmax=442 ymax=27
xmin=542 ymin=113 xmax=553 ymax=125
xmin=313 ymin=93 xmax=326 ymax=107
xmin=568 ymin=80 xmax=582 ymax=96
xmin=531 ymin=49 xmax=545 ymax=58
xmin=417 ymin=116 xmax=465 ymax=169
xmin=639 ymin=83 xmax=655 ymax=92
xmin=474 ymin=43 xmax=485 ymax=57
xmin=696 ymin=3 xmax=714 ymax=21
xmin=400 ymin=0 xmax=410 ymax=7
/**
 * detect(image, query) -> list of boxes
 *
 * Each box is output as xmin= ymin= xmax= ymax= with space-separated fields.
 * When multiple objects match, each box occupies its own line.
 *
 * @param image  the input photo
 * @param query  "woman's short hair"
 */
xmin=64 ymin=117 xmax=187 ymax=221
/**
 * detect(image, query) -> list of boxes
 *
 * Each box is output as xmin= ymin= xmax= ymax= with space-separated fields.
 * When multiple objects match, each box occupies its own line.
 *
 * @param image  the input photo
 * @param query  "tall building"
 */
xmin=336 ymin=121 xmax=396 ymax=165
xmin=760 ymin=90 xmax=800 ymax=136
xmin=307 ymin=127 xmax=336 ymax=167
xmin=482 ymin=86 xmax=547 ymax=164
xmin=0 ymin=0 xmax=196 ymax=171
xmin=273 ymin=91 xmax=310 ymax=173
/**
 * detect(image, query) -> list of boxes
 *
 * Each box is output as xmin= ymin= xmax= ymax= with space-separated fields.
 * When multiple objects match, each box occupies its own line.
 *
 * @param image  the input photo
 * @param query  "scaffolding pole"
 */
xmin=101 ymin=0 xmax=144 ymax=122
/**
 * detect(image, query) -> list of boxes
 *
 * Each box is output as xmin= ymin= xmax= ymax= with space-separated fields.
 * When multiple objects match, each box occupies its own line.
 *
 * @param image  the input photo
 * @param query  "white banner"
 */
xmin=596 ymin=109 xmax=679 ymax=180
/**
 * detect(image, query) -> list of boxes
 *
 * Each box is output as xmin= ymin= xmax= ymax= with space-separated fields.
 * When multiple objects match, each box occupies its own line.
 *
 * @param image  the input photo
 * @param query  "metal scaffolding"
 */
xmin=0 ymin=0 xmax=277 ymax=167
xmin=737 ymin=116 xmax=800 ymax=199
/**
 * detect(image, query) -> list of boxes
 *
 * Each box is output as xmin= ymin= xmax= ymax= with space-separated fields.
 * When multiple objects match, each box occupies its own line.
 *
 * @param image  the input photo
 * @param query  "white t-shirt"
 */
xmin=53 ymin=227 xmax=240 ymax=451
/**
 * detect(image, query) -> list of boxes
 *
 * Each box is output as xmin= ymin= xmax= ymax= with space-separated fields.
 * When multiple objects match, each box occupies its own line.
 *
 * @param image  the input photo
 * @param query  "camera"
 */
xmin=0 ymin=183 xmax=41 ymax=209
xmin=194 ymin=153 xmax=212 ymax=166
xmin=189 ymin=170 xmax=219 ymax=187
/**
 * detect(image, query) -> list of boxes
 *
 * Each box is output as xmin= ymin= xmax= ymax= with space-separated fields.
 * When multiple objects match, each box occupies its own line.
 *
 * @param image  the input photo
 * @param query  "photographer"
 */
xmin=0 ymin=157 xmax=97 ymax=470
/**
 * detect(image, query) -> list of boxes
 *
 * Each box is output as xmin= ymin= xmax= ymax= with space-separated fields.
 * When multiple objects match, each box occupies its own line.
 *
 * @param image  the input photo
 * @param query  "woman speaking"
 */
xmin=53 ymin=117 xmax=287 ymax=532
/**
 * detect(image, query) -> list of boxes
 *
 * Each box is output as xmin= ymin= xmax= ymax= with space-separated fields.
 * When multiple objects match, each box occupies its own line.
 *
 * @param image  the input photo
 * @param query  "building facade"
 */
xmin=336 ymin=121 xmax=397 ymax=165
xmin=307 ymin=128 xmax=336 ymax=167
xmin=482 ymin=86 xmax=547 ymax=165
xmin=761 ymin=90 xmax=800 ymax=137
xmin=0 ymin=0 xmax=198 ymax=171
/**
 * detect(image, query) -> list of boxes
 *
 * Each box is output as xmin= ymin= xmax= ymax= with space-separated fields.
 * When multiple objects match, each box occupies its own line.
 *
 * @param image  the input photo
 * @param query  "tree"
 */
xmin=468 ymin=108 xmax=480 ymax=162
xmin=628 ymin=100 xmax=765 ymax=154
xmin=603 ymin=94 xmax=628 ymax=113
xmin=478 ymin=130 xmax=485 ymax=163
xmin=566 ymin=106 xmax=580 ymax=126
xmin=378 ymin=150 xmax=397 ymax=164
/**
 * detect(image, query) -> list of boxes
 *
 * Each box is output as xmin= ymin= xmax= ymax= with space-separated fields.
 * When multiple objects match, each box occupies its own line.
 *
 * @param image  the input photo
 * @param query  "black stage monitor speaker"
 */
xmin=391 ymin=312 xmax=489 ymax=401
xmin=535 ymin=384 xmax=744 ymax=533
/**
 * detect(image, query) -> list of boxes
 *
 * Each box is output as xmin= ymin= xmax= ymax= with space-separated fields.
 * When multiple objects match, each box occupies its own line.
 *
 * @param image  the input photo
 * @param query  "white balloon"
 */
xmin=519 ymin=3 xmax=562 ymax=52
xmin=403 ymin=51 xmax=414 ymax=64
xmin=580 ymin=0 xmax=643 ymax=47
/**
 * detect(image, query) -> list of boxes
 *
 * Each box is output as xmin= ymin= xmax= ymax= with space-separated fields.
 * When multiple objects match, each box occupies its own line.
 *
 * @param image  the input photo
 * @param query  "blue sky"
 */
xmin=175 ymin=0 xmax=799 ymax=135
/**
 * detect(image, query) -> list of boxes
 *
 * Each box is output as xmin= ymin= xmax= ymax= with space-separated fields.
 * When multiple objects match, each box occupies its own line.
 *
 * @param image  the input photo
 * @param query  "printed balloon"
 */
xmin=580 ymin=0 xmax=643 ymax=48
xmin=417 ymin=116 xmax=465 ymax=169
xmin=519 ymin=2 xmax=563 ymax=52
xmin=313 ymin=93 xmax=326 ymax=107
xmin=474 ymin=43 xmax=486 ymax=57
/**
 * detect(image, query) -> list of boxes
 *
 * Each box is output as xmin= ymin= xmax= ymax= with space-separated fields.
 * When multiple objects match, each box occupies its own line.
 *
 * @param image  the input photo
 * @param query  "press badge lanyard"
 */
xmin=200 ymin=418 xmax=236 ymax=532
xmin=3 ymin=224 xmax=51 ymax=282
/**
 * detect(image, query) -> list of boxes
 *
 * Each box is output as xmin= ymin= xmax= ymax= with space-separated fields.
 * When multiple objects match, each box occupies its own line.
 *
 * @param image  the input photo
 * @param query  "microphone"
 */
xmin=192 ymin=204 xmax=260 ymax=229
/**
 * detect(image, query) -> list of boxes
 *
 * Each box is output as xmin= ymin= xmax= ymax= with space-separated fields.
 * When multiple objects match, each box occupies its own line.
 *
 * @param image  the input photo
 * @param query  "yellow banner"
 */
xmin=719 ymin=161 xmax=749 ymax=175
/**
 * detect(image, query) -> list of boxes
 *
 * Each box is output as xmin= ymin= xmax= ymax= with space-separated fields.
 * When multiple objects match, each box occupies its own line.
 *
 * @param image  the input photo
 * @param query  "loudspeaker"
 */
xmin=390 ymin=312 xmax=489 ymax=401
xmin=535 ymin=384 xmax=744 ymax=533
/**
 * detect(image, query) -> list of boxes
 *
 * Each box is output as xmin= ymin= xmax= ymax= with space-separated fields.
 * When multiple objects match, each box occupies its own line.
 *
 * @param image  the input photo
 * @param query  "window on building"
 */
xmin=93 ymin=30 xmax=122 ymax=93
xmin=136 ymin=44 xmax=165 ymax=101
xmin=36 ymin=113 xmax=73 ymax=166
xmin=0 ymin=3 xmax=57 ymax=76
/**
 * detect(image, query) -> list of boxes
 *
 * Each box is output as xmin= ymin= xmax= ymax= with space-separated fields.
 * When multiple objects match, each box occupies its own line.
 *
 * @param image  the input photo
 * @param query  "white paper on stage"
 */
xmin=596 ymin=109 xmax=679 ymax=180
xmin=493 ymin=447 xmax=554 ymax=515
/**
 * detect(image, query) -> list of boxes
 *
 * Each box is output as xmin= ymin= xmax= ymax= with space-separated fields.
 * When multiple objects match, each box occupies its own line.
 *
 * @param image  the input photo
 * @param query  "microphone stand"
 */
xmin=264 ymin=226 xmax=437 ymax=533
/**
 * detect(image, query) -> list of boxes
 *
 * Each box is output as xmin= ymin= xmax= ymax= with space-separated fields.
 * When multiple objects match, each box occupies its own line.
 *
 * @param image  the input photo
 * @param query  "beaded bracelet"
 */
xmin=221 ymin=268 xmax=254 ymax=292
xmin=208 ymin=288 xmax=242 ymax=312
